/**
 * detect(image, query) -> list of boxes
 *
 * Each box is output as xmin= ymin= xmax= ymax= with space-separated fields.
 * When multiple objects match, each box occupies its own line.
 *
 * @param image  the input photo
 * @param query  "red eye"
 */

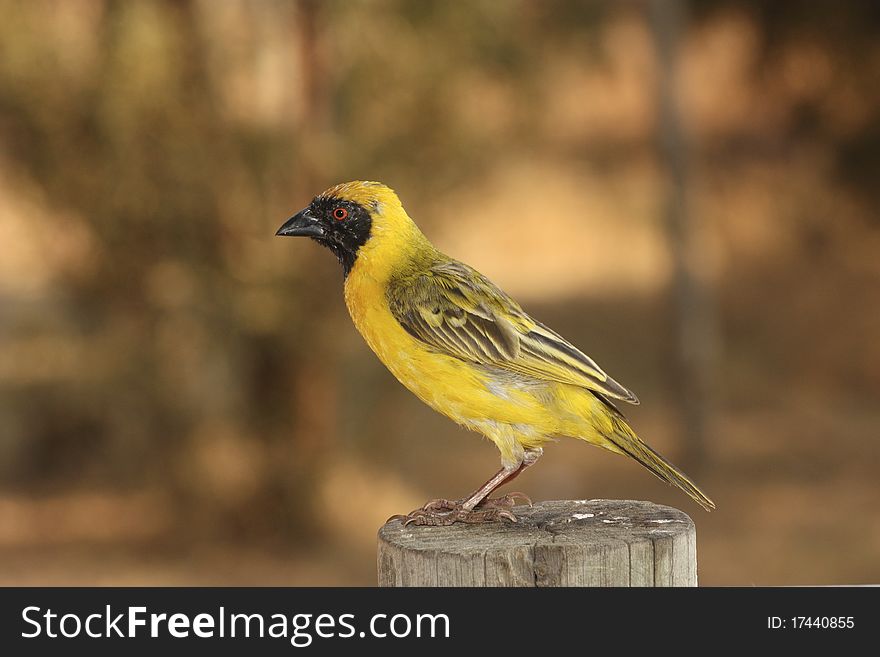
xmin=333 ymin=207 xmax=348 ymax=221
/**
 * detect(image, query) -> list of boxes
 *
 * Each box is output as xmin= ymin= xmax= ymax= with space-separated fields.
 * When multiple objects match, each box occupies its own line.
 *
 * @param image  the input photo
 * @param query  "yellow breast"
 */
xmin=343 ymin=262 xmax=549 ymax=430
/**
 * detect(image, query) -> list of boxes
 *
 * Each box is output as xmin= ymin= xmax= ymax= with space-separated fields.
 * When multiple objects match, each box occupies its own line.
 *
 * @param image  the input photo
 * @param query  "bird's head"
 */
xmin=277 ymin=181 xmax=422 ymax=277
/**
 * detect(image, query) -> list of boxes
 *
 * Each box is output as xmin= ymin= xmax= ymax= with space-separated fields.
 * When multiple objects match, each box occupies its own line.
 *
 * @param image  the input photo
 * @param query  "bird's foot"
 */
xmin=419 ymin=498 xmax=459 ymax=512
xmin=387 ymin=493 xmax=530 ymax=526
xmin=389 ymin=505 xmax=517 ymax=527
xmin=479 ymin=491 xmax=532 ymax=509
xmin=417 ymin=491 xmax=531 ymax=513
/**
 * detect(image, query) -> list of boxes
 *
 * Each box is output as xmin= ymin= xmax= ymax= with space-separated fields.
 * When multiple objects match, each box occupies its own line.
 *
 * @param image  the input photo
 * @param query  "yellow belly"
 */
xmin=346 ymin=271 xmax=562 ymax=452
xmin=345 ymin=287 xmax=529 ymax=422
xmin=342 ymin=266 xmax=616 ymax=466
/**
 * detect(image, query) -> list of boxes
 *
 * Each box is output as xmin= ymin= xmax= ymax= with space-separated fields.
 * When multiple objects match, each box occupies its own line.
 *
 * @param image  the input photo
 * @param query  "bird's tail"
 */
xmin=604 ymin=413 xmax=716 ymax=511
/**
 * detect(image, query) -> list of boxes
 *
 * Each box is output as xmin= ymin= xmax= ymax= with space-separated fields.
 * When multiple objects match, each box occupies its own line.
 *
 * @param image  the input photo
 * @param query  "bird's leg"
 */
xmin=415 ymin=463 xmax=523 ymax=513
xmin=390 ymin=448 xmax=543 ymax=526
xmin=389 ymin=465 xmax=519 ymax=526
xmin=422 ymin=447 xmax=542 ymax=512
xmin=472 ymin=447 xmax=542 ymax=511
xmin=413 ymin=463 xmax=522 ymax=513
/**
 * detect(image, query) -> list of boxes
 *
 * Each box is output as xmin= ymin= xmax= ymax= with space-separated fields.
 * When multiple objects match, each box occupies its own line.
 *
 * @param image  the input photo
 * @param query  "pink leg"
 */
xmin=390 ymin=448 xmax=543 ymax=526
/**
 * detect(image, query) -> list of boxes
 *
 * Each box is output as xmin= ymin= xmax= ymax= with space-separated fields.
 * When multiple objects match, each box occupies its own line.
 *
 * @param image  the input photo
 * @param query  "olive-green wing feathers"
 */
xmin=386 ymin=260 xmax=639 ymax=404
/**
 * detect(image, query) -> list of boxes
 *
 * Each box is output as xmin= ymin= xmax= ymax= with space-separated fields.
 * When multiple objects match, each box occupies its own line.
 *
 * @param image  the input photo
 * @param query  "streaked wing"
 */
xmin=387 ymin=260 xmax=639 ymax=404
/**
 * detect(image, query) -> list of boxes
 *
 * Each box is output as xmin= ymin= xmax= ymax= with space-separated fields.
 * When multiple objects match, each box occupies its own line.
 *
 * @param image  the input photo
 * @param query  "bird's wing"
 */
xmin=387 ymin=259 xmax=639 ymax=404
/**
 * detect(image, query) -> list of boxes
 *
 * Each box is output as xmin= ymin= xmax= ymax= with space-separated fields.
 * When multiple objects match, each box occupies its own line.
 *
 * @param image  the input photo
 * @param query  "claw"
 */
xmin=485 ymin=492 xmax=532 ymax=508
xmin=506 ymin=491 xmax=532 ymax=506
xmin=388 ymin=502 xmax=521 ymax=527
xmin=497 ymin=509 xmax=517 ymax=523
xmin=421 ymin=498 xmax=459 ymax=512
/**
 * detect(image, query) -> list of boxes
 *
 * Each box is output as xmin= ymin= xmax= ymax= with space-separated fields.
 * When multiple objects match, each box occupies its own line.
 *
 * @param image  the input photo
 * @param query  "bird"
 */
xmin=277 ymin=181 xmax=715 ymax=525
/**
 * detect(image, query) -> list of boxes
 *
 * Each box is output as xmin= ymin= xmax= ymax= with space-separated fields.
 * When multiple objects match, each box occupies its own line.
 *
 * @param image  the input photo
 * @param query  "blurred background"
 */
xmin=1 ymin=0 xmax=878 ymax=586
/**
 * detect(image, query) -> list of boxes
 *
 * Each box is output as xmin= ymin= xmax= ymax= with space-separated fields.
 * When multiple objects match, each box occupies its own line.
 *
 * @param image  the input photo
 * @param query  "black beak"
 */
xmin=276 ymin=207 xmax=324 ymax=238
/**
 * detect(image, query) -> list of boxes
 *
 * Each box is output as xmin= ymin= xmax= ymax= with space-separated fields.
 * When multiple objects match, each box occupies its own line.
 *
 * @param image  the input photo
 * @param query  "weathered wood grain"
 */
xmin=378 ymin=499 xmax=697 ymax=587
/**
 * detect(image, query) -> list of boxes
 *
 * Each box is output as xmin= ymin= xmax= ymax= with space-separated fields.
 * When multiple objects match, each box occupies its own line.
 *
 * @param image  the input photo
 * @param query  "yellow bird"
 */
xmin=277 ymin=181 xmax=714 ymax=525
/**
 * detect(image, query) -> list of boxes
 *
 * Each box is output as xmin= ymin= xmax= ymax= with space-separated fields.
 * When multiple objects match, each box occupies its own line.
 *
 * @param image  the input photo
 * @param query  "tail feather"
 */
xmin=606 ymin=415 xmax=716 ymax=511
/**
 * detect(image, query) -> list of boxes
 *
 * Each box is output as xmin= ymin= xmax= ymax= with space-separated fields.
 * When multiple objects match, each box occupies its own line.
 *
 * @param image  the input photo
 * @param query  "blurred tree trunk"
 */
xmin=648 ymin=0 xmax=717 ymax=473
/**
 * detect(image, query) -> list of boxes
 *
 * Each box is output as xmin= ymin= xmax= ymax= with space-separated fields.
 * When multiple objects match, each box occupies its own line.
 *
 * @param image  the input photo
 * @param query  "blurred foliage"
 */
xmin=0 ymin=0 xmax=878 ymax=584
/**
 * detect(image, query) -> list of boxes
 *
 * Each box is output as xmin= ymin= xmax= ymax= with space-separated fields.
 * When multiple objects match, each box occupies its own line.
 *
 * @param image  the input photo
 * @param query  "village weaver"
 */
xmin=277 ymin=181 xmax=715 ymax=525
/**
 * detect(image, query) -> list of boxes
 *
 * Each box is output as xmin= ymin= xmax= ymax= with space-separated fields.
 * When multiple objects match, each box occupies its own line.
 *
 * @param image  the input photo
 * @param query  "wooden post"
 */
xmin=378 ymin=500 xmax=697 ymax=587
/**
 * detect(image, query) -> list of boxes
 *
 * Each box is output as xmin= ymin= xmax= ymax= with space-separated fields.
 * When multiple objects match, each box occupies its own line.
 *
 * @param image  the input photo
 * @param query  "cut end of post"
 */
xmin=378 ymin=499 xmax=698 ymax=587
